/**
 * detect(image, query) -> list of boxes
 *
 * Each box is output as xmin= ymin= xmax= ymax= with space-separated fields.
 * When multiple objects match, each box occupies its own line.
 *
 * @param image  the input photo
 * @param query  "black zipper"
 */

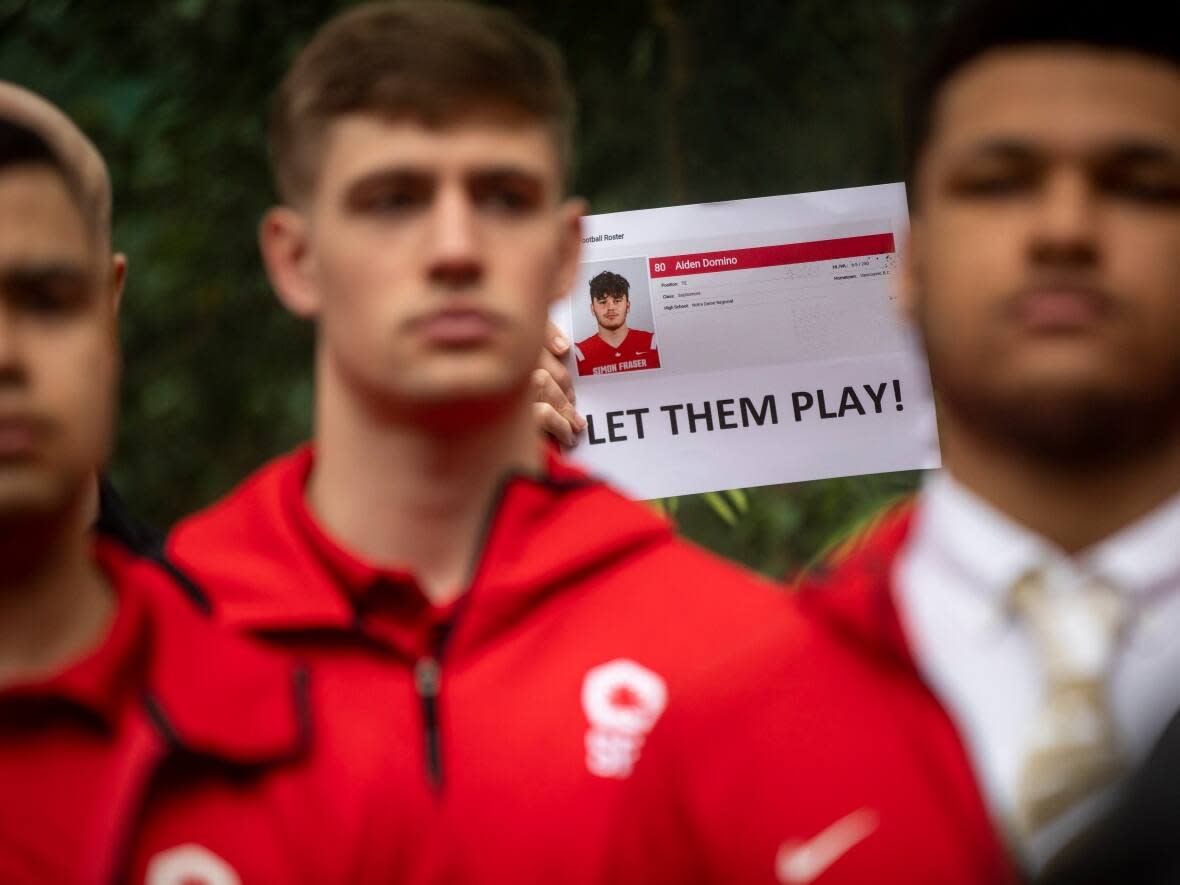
xmin=414 ymin=654 xmax=444 ymax=790
xmin=407 ymin=468 xmax=596 ymax=792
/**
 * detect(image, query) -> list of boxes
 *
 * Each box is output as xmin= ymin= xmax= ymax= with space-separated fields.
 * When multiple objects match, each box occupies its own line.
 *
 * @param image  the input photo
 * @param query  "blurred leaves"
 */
xmin=0 ymin=0 xmax=942 ymax=575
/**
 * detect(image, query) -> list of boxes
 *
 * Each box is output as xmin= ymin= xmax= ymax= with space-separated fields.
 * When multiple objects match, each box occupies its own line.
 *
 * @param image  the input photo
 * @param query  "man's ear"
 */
xmin=108 ymin=252 xmax=127 ymax=316
xmin=259 ymin=206 xmax=320 ymax=318
xmin=896 ymin=222 xmax=922 ymax=326
xmin=551 ymin=197 xmax=586 ymax=308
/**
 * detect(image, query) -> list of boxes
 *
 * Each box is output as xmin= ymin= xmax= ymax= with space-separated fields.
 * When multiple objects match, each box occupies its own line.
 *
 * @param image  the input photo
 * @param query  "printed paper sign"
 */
xmin=553 ymin=184 xmax=941 ymax=500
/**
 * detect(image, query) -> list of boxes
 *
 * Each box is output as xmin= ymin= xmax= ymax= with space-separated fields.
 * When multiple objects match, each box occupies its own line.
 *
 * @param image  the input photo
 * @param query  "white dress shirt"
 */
xmin=895 ymin=471 xmax=1180 ymax=871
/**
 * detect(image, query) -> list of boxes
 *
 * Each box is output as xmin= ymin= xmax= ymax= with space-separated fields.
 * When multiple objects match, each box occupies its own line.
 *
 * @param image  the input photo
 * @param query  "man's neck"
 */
xmin=308 ymin=373 xmax=545 ymax=606
xmin=597 ymin=325 xmax=629 ymax=348
xmin=939 ymin=414 xmax=1180 ymax=554
xmin=0 ymin=503 xmax=114 ymax=688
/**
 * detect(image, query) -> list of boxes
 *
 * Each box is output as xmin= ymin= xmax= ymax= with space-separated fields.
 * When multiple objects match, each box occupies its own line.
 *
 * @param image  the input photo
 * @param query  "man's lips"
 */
xmin=0 ymin=415 xmax=49 ymax=458
xmin=1007 ymin=285 xmax=1117 ymax=332
xmin=408 ymin=308 xmax=504 ymax=345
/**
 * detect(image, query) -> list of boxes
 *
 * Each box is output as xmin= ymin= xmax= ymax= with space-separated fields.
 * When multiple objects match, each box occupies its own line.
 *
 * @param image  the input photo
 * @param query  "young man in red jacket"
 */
xmin=598 ymin=0 xmax=1180 ymax=881
xmin=0 ymin=83 xmax=411 ymax=885
xmin=166 ymin=2 xmax=807 ymax=882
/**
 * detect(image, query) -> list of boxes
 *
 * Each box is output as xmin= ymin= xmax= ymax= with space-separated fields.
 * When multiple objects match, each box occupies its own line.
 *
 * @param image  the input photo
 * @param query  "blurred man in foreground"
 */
xmin=166 ymin=3 xmax=808 ymax=882
xmin=562 ymin=0 xmax=1179 ymax=881
xmin=0 ymin=84 xmax=408 ymax=883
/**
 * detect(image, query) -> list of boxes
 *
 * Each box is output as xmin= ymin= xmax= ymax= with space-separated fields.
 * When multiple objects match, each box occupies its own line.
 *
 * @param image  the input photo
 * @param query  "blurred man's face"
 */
xmin=0 ymin=164 xmax=117 ymax=521
xmin=904 ymin=47 xmax=1180 ymax=463
xmin=268 ymin=113 xmax=582 ymax=422
xmin=591 ymin=291 xmax=629 ymax=333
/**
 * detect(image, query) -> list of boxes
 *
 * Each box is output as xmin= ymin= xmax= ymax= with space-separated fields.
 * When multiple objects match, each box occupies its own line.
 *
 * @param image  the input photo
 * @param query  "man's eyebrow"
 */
xmin=343 ymin=167 xmax=432 ymax=195
xmin=953 ymin=139 xmax=1039 ymax=163
xmin=0 ymin=261 xmax=91 ymax=288
xmin=341 ymin=164 xmax=550 ymax=198
xmin=1096 ymin=140 xmax=1180 ymax=166
xmin=465 ymin=165 xmax=546 ymax=182
xmin=952 ymin=137 xmax=1180 ymax=166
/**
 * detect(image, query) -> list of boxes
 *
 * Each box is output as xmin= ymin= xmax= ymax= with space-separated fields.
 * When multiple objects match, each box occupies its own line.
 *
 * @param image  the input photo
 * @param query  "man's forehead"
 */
xmin=930 ymin=47 xmax=1180 ymax=153
xmin=0 ymin=166 xmax=94 ymax=262
xmin=319 ymin=112 xmax=561 ymax=180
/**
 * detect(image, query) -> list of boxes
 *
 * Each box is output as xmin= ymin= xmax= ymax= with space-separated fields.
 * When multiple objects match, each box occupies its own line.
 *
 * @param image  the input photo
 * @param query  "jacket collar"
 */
xmin=168 ymin=444 xmax=673 ymax=660
xmin=1 ymin=542 xmax=150 ymax=731
xmin=795 ymin=501 xmax=921 ymax=674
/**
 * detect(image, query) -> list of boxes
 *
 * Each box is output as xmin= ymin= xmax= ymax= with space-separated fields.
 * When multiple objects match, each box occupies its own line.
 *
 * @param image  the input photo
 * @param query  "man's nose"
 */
xmin=426 ymin=185 xmax=483 ymax=288
xmin=1028 ymin=168 xmax=1101 ymax=267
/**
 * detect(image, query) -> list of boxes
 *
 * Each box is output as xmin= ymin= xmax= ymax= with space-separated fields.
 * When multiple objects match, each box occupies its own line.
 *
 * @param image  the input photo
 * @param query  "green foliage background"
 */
xmin=0 ymin=0 xmax=953 ymax=577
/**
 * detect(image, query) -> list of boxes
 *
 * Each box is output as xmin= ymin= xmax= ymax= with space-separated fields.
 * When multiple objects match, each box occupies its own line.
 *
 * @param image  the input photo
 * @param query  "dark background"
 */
xmin=0 ymin=0 xmax=954 ymax=576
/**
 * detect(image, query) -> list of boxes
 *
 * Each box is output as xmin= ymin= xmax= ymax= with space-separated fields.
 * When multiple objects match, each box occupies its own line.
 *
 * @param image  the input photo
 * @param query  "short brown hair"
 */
xmin=269 ymin=0 xmax=575 ymax=204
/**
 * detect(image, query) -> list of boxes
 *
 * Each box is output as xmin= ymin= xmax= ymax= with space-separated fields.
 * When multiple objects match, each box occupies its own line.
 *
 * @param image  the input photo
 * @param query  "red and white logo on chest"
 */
xmin=145 ymin=844 xmax=241 ymax=885
xmin=581 ymin=658 xmax=668 ymax=778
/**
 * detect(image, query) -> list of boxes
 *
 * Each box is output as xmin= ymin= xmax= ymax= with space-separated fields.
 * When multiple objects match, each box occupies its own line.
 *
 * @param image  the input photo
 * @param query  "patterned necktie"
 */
xmin=1010 ymin=568 xmax=1127 ymax=833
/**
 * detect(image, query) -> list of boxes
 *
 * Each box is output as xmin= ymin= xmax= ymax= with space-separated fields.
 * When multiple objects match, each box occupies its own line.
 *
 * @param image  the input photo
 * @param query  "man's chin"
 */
xmin=943 ymin=379 xmax=1180 ymax=469
xmin=397 ymin=373 xmax=531 ymax=429
xmin=0 ymin=470 xmax=80 ymax=541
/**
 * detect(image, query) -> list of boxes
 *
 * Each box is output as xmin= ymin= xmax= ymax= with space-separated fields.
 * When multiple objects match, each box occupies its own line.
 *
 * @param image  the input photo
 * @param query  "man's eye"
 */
xmin=1100 ymin=174 xmax=1180 ymax=205
xmin=471 ymin=176 xmax=543 ymax=216
xmin=479 ymin=188 xmax=535 ymax=214
xmin=949 ymin=170 xmax=1033 ymax=198
xmin=13 ymin=284 xmax=82 ymax=316
xmin=360 ymin=189 xmax=425 ymax=213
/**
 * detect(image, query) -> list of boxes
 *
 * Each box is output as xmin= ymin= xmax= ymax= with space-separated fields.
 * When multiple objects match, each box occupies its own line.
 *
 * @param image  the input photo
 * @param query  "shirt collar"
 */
xmin=915 ymin=471 xmax=1180 ymax=604
xmin=1081 ymin=488 xmax=1180 ymax=599
xmin=914 ymin=471 xmax=1054 ymax=608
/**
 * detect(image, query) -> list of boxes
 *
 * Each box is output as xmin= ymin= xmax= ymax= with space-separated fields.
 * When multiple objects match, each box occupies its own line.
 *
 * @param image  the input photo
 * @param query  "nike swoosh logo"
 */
xmin=775 ymin=808 xmax=879 ymax=884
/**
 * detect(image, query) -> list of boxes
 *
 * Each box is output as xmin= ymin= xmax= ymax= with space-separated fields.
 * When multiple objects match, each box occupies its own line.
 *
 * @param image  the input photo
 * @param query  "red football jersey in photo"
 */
xmin=575 ymin=328 xmax=661 ymax=376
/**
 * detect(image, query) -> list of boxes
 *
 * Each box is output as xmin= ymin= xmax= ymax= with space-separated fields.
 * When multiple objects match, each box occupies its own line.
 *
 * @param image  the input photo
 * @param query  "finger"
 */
xmin=559 ymin=401 xmax=586 ymax=435
xmin=534 ymin=402 xmax=576 ymax=448
xmin=538 ymin=348 xmax=574 ymax=405
xmin=545 ymin=320 xmax=570 ymax=357
xmin=532 ymin=370 xmax=585 ymax=441
xmin=533 ymin=368 xmax=569 ymax=412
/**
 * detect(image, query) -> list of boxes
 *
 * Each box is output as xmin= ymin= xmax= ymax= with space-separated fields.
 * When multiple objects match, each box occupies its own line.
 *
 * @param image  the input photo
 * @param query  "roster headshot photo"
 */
xmin=573 ymin=256 xmax=662 ymax=378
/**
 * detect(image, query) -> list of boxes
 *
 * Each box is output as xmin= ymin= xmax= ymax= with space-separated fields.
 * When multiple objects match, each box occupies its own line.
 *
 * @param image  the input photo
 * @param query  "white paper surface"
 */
xmin=554 ymin=184 xmax=941 ymax=500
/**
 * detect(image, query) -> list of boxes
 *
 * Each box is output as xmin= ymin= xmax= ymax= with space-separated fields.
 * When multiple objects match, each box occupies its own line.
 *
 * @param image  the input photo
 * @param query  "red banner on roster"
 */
xmin=648 ymin=232 xmax=895 ymax=278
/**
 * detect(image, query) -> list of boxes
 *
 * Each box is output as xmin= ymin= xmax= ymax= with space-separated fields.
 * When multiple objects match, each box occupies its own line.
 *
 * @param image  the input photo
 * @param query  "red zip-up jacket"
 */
xmin=606 ymin=504 xmax=1022 ymax=884
xmin=0 ymin=536 xmax=407 ymax=884
xmin=167 ymin=445 xmax=809 ymax=883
